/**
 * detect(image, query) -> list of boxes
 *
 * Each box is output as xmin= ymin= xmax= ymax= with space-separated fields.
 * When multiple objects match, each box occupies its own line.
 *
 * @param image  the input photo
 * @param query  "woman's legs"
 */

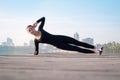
xmin=56 ymin=42 xmax=95 ymax=53
xmin=57 ymin=35 xmax=95 ymax=49
xmin=52 ymin=35 xmax=95 ymax=53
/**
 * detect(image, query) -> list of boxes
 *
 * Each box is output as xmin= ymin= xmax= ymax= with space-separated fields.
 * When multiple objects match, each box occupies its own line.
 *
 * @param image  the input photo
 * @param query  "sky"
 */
xmin=0 ymin=0 xmax=120 ymax=46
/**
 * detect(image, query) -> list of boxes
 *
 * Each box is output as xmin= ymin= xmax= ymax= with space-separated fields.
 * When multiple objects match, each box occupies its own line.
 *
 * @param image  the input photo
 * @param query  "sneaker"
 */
xmin=99 ymin=47 xmax=103 ymax=56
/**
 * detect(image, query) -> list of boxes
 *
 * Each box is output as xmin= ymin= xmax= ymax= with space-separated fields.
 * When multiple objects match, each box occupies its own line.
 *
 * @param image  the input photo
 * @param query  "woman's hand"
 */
xmin=32 ymin=22 xmax=38 ymax=28
xmin=34 ymin=51 xmax=38 ymax=55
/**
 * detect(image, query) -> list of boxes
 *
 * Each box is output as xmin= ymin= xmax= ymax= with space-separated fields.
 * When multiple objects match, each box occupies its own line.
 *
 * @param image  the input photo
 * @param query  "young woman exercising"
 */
xmin=26 ymin=17 xmax=103 ymax=55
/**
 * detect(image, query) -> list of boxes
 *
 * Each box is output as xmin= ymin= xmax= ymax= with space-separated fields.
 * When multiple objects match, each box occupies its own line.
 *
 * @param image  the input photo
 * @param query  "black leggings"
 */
xmin=43 ymin=35 xmax=95 ymax=53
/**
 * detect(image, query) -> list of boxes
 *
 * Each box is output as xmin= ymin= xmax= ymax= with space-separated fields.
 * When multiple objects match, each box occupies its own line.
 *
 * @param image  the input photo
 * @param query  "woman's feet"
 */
xmin=95 ymin=47 xmax=103 ymax=56
xmin=99 ymin=47 xmax=103 ymax=55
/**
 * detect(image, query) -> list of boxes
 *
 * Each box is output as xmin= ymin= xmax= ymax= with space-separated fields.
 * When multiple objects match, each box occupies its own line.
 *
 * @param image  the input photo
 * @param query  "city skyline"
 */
xmin=1 ymin=32 xmax=119 ymax=47
xmin=0 ymin=0 xmax=120 ymax=46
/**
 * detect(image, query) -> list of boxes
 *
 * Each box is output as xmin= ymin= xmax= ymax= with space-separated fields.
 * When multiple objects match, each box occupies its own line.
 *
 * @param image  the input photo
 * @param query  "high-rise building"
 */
xmin=74 ymin=32 xmax=79 ymax=41
xmin=7 ymin=37 xmax=14 ymax=46
xmin=82 ymin=38 xmax=94 ymax=45
xmin=1 ymin=37 xmax=14 ymax=46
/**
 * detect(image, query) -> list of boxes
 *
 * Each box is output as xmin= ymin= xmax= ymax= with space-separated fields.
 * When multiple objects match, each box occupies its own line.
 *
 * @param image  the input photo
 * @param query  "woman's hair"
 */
xmin=26 ymin=25 xmax=32 ymax=33
xmin=27 ymin=25 xmax=32 ymax=28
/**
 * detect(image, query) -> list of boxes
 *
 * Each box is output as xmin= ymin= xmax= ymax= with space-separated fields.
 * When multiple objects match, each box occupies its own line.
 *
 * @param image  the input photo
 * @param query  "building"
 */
xmin=74 ymin=32 xmax=79 ymax=41
xmin=1 ymin=37 xmax=14 ymax=46
xmin=82 ymin=38 xmax=94 ymax=45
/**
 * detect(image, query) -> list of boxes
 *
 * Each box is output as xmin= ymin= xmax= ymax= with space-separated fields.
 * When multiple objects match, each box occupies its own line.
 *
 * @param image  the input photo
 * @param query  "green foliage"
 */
xmin=101 ymin=41 xmax=120 ymax=53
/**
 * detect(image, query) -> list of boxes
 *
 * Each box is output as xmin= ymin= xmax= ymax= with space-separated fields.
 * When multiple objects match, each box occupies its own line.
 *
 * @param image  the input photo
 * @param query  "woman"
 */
xmin=26 ymin=17 xmax=103 ymax=55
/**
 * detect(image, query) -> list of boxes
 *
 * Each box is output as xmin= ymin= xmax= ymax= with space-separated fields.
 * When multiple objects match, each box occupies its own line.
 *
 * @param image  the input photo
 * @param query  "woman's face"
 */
xmin=26 ymin=26 xmax=36 ymax=35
